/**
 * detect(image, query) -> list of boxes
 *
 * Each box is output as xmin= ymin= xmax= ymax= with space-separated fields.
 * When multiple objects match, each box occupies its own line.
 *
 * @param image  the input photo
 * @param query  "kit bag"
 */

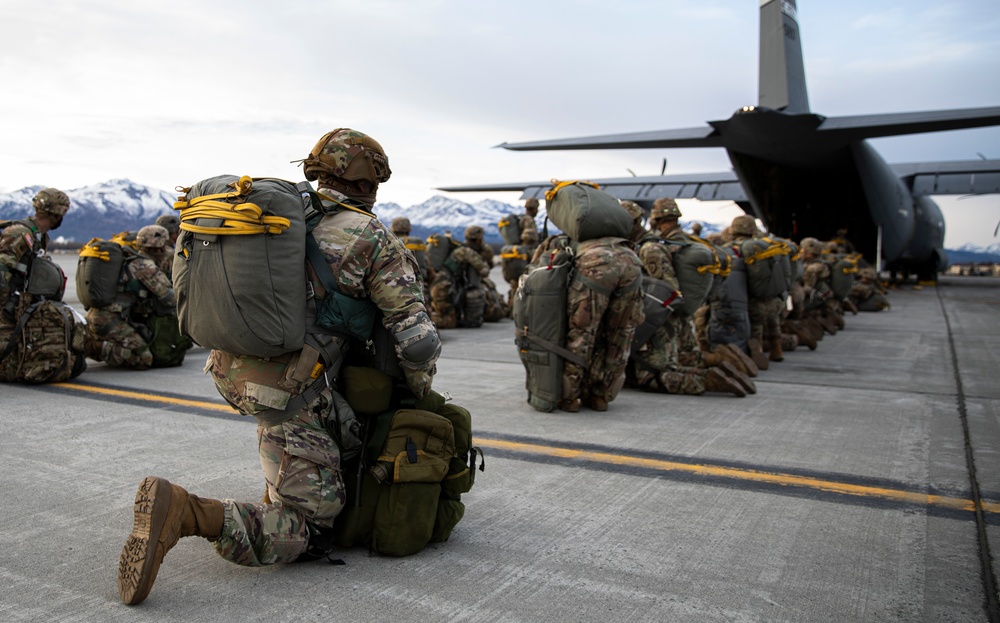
xmin=630 ymin=275 xmax=681 ymax=354
xmin=333 ymin=390 xmax=483 ymax=556
xmin=740 ymin=237 xmax=791 ymax=299
xmin=512 ymin=245 xmax=583 ymax=412
xmin=172 ymin=175 xmax=308 ymax=357
xmin=545 ymin=181 xmax=632 ymax=242
xmin=24 ymin=254 xmax=66 ymax=302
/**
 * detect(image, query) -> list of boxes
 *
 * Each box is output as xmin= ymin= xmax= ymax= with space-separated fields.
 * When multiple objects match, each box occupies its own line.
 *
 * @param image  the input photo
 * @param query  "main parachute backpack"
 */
xmin=545 ymin=180 xmax=633 ymax=242
xmin=173 ymin=175 xmax=308 ymax=357
xmin=76 ymin=238 xmax=131 ymax=309
xmin=740 ymin=236 xmax=791 ymax=299
xmin=498 ymin=214 xmax=522 ymax=245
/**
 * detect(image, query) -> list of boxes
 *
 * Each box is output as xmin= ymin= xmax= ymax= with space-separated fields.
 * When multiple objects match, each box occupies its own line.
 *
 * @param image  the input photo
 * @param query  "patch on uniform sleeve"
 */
xmin=23 ymin=233 xmax=34 ymax=249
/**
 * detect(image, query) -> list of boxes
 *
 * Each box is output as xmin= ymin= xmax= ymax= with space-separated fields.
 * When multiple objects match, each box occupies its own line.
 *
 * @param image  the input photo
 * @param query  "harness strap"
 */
xmin=515 ymin=327 xmax=589 ymax=369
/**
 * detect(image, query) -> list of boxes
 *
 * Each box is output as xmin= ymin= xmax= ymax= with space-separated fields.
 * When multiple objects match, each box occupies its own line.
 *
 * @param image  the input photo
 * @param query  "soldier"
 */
xmin=530 ymin=199 xmax=645 ymax=412
xmin=154 ymin=214 xmax=180 ymax=276
xmin=117 ymin=128 xmax=442 ymax=605
xmin=429 ymin=231 xmax=492 ymax=329
xmin=464 ymin=225 xmax=507 ymax=321
xmin=390 ymin=216 xmax=433 ymax=302
xmin=1 ymin=187 xmax=87 ymax=383
xmin=848 ymin=266 xmax=891 ymax=311
xmin=627 ymin=201 xmax=753 ymax=397
xmin=84 ymin=225 xmax=189 ymax=369
xmin=799 ymin=237 xmax=840 ymax=335
xmin=728 ymin=214 xmax=786 ymax=365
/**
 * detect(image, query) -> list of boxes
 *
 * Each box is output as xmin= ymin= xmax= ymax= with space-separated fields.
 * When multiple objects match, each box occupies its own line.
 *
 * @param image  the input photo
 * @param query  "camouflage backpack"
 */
xmin=1 ymin=299 xmax=87 ymax=384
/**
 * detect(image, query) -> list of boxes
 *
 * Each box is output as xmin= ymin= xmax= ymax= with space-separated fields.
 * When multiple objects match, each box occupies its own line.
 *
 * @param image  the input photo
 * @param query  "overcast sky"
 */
xmin=2 ymin=0 xmax=998 ymax=246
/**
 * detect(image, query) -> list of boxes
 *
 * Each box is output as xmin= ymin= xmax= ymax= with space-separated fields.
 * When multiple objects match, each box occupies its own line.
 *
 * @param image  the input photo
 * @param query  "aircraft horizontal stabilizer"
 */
xmin=818 ymin=106 xmax=1000 ymax=141
xmin=892 ymin=159 xmax=1000 ymax=196
xmin=497 ymin=126 xmax=723 ymax=151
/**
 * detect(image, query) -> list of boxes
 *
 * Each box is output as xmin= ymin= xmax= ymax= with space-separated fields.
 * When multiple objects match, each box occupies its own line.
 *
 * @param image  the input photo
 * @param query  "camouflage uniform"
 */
xmin=1 ymin=189 xmax=87 ymax=383
xmin=558 ymin=235 xmax=644 ymax=407
xmin=503 ymin=199 xmax=540 ymax=305
xmin=118 ymin=130 xmax=441 ymax=606
xmin=465 ymin=225 xmax=508 ymax=322
xmin=84 ymin=231 xmax=176 ymax=370
xmin=154 ymin=214 xmax=180 ymax=277
xmin=390 ymin=216 xmax=434 ymax=306
xmin=729 ymin=215 xmax=784 ymax=358
xmin=430 ymin=244 xmax=491 ymax=329
xmin=849 ymin=267 xmax=890 ymax=311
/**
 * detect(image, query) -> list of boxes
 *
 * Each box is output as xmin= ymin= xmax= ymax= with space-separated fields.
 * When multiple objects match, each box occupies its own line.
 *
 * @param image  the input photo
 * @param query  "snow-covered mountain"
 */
xmin=0 ymin=179 xmax=176 ymax=243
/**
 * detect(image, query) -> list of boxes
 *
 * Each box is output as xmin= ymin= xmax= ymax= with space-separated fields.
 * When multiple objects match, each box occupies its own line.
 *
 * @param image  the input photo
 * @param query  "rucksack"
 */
xmin=545 ymin=181 xmax=633 ymax=242
xmin=173 ymin=175 xmax=308 ymax=357
xmin=829 ymin=253 xmax=862 ymax=299
xmin=402 ymin=236 xmax=430 ymax=281
xmin=498 ymin=214 xmax=522 ymax=245
xmin=332 ymin=389 xmax=483 ymax=556
xmin=512 ymin=243 xmax=585 ymax=412
xmin=740 ymin=236 xmax=791 ymax=299
xmin=0 ymin=299 xmax=87 ymax=383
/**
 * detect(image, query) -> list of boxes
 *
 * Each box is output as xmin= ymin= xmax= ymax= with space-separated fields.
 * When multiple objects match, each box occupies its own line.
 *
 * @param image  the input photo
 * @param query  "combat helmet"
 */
xmin=464 ymin=225 xmax=485 ymax=242
xmin=620 ymin=200 xmax=644 ymax=222
xmin=155 ymin=214 xmax=180 ymax=235
xmin=730 ymin=214 xmax=757 ymax=236
xmin=136 ymin=225 xmax=169 ymax=250
xmin=649 ymin=197 xmax=681 ymax=226
xmin=390 ymin=216 xmax=411 ymax=236
xmin=800 ymin=237 xmax=823 ymax=256
xmin=303 ymin=128 xmax=391 ymax=185
xmin=32 ymin=188 xmax=71 ymax=216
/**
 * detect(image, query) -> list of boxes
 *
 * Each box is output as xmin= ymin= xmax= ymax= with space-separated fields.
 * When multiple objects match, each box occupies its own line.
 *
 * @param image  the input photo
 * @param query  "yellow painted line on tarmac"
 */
xmin=52 ymin=382 xmax=1000 ymax=516
xmin=52 ymin=382 xmax=234 ymax=413
xmin=473 ymin=437 xmax=1000 ymax=516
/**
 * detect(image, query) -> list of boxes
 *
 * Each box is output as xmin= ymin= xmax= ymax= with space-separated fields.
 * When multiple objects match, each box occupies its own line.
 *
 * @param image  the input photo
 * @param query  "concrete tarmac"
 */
xmin=1 ymin=254 xmax=998 ymax=622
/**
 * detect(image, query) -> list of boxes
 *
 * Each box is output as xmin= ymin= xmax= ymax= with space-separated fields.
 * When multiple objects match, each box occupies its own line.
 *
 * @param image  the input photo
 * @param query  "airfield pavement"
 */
xmin=0 ymin=253 xmax=998 ymax=622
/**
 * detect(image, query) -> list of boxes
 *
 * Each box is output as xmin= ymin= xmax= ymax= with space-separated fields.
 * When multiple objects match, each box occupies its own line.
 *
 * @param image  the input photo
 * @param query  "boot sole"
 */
xmin=118 ymin=476 xmax=171 ymax=605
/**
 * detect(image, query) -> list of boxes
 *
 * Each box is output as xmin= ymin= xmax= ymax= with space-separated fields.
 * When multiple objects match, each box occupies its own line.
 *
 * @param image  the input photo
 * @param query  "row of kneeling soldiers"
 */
xmin=0 ymin=189 xmax=193 ymax=382
xmin=508 ymin=189 xmax=891 ymax=412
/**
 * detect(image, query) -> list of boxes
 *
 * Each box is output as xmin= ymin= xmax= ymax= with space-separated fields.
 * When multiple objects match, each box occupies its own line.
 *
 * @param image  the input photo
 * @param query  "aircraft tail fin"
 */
xmin=759 ymin=0 xmax=810 ymax=113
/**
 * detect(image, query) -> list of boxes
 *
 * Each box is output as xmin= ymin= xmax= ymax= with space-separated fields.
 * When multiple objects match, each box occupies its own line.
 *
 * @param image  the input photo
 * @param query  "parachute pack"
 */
xmin=498 ymin=214 xmax=523 ymax=245
xmin=76 ymin=237 xmax=133 ymax=309
xmin=500 ymin=244 xmax=532 ymax=283
xmin=740 ymin=236 xmax=792 ymax=299
xmin=708 ymin=247 xmax=751 ymax=349
xmin=173 ymin=175 xmax=309 ymax=357
xmin=828 ymin=252 xmax=863 ymax=299
xmin=426 ymin=233 xmax=458 ymax=273
xmin=544 ymin=181 xmax=633 ymax=242
xmin=332 ymin=387 xmax=483 ymax=556
xmin=402 ymin=236 xmax=430 ymax=281
xmin=645 ymin=234 xmax=727 ymax=317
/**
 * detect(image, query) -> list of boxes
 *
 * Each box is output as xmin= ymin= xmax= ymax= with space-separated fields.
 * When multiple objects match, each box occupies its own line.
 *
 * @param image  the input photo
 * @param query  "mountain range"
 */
xmin=2 ymin=179 xmax=998 ymax=263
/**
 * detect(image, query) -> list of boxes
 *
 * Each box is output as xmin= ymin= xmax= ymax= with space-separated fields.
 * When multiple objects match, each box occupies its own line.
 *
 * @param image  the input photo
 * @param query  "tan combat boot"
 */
xmin=719 ymin=343 xmax=759 ymax=377
xmin=703 ymin=366 xmax=746 ymax=397
xmin=768 ymin=336 xmax=784 ymax=362
xmin=746 ymin=337 xmax=770 ymax=370
xmin=118 ymin=476 xmax=225 ymax=606
xmin=701 ymin=351 xmax=724 ymax=367
xmin=781 ymin=333 xmax=798 ymax=352
xmin=786 ymin=320 xmax=817 ymax=351
xmin=718 ymin=361 xmax=756 ymax=394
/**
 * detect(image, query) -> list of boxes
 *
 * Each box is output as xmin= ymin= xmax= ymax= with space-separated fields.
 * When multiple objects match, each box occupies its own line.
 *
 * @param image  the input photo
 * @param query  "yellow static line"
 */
xmin=52 ymin=383 xmax=1000 ymax=516
xmin=474 ymin=438 xmax=1000 ymax=515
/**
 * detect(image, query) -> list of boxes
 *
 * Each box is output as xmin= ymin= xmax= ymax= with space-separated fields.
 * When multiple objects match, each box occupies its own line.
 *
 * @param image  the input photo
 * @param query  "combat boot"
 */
xmin=746 ymin=337 xmax=770 ymax=371
xmin=118 ymin=476 xmax=225 ymax=606
xmin=786 ymin=320 xmax=817 ymax=350
xmin=557 ymin=398 xmax=581 ymax=413
xmin=718 ymin=361 xmax=756 ymax=394
xmin=832 ymin=309 xmax=846 ymax=330
xmin=701 ymin=351 xmax=725 ymax=367
xmin=781 ymin=333 xmax=798 ymax=352
xmin=842 ymin=298 xmax=859 ymax=315
xmin=719 ymin=343 xmax=758 ymax=377
xmin=805 ymin=318 xmax=825 ymax=341
xmin=703 ymin=366 xmax=746 ymax=397
xmin=768 ymin=336 xmax=784 ymax=362
xmin=585 ymin=396 xmax=609 ymax=412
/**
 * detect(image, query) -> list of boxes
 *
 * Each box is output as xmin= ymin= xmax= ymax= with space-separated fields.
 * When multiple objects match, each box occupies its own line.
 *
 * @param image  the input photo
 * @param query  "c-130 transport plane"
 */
xmin=440 ymin=0 xmax=1000 ymax=280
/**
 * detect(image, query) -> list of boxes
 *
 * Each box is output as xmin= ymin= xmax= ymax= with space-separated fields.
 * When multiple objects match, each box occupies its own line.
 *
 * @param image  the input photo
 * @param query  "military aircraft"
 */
xmin=439 ymin=0 xmax=1000 ymax=280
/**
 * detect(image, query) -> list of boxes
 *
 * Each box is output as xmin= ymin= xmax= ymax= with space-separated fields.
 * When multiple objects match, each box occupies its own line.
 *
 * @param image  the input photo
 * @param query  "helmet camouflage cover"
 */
xmin=730 ymin=214 xmax=757 ymax=236
xmin=800 ymin=237 xmax=823 ymax=255
xmin=650 ymin=197 xmax=681 ymax=223
xmin=32 ymin=188 xmax=71 ymax=216
xmin=303 ymin=128 xmax=391 ymax=185
xmin=155 ymin=214 xmax=180 ymax=235
xmin=620 ymin=200 xmax=644 ymax=222
xmin=137 ymin=225 xmax=169 ymax=250
xmin=524 ymin=197 xmax=539 ymax=209
xmin=464 ymin=225 xmax=484 ymax=241
xmin=390 ymin=216 xmax=411 ymax=235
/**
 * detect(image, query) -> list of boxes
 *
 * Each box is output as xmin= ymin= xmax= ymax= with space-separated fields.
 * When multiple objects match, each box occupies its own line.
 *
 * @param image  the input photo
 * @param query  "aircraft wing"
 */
xmin=438 ymin=171 xmax=746 ymax=205
xmin=818 ymin=106 xmax=1000 ymax=140
xmin=891 ymin=159 xmax=1000 ymax=196
xmin=495 ymin=126 xmax=724 ymax=151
